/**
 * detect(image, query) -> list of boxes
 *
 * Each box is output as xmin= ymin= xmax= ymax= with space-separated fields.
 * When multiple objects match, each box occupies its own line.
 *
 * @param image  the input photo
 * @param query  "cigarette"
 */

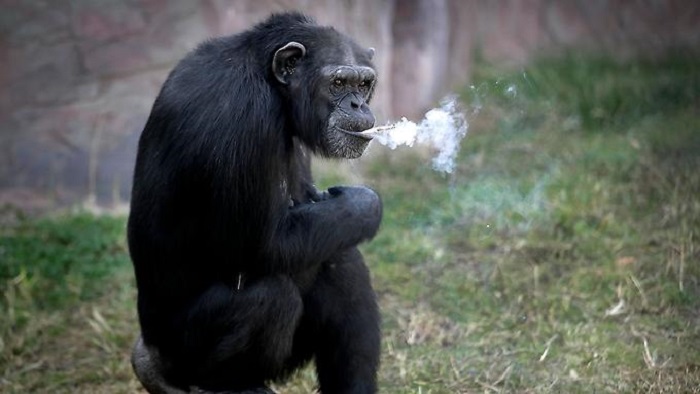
xmin=359 ymin=125 xmax=396 ymax=136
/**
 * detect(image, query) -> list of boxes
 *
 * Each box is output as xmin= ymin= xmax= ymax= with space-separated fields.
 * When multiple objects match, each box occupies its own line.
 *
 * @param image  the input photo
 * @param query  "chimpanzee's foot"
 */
xmin=133 ymin=336 xmax=278 ymax=394
xmin=132 ymin=335 xmax=188 ymax=394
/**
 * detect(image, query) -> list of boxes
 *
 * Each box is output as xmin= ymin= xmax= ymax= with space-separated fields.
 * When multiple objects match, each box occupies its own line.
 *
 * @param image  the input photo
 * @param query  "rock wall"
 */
xmin=0 ymin=0 xmax=698 ymax=210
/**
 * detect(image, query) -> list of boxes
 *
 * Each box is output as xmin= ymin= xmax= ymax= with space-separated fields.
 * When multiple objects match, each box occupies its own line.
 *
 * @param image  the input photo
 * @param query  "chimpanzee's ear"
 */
xmin=272 ymin=42 xmax=307 ymax=84
xmin=367 ymin=47 xmax=375 ymax=60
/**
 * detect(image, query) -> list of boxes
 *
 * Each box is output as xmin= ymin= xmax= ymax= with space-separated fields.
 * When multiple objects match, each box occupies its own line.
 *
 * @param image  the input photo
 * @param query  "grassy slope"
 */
xmin=1 ymin=55 xmax=699 ymax=393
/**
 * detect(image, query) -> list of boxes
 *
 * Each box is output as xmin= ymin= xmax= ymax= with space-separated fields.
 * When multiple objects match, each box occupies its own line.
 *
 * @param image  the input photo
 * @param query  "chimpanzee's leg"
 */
xmin=134 ymin=275 xmax=302 ymax=393
xmin=302 ymin=248 xmax=381 ymax=394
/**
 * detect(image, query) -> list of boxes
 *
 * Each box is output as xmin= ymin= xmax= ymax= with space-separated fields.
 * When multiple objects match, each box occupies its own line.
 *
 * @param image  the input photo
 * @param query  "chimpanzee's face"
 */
xmin=272 ymin=36 xmax=377 ymax=159
xmin=319 ymin=63 xmax=377 ymax=158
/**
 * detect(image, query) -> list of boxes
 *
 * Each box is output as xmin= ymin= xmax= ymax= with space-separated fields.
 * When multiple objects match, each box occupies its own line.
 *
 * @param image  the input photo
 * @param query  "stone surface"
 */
xmin=0 ymin=0 xmax=698 ymax=211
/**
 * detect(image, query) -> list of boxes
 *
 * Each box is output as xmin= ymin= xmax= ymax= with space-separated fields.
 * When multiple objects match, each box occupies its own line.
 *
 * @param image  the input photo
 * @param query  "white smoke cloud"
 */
xmin=372 ymin=96 xmax=468 ymax=173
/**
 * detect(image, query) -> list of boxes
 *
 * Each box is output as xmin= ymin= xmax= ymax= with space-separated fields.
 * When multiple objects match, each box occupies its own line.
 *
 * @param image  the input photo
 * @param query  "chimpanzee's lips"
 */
xmin=340 ymin=127 xmax=375 ymax=141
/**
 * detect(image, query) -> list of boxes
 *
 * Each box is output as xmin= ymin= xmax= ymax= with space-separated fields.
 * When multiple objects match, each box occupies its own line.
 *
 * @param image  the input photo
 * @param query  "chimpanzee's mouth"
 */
xmin=339 ymin=125 xmax=376 ymax=141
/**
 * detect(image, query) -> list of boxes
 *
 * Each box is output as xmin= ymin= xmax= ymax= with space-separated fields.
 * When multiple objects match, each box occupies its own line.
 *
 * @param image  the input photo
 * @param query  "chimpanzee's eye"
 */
xmin=333 ymin=79 xmax=343 ymax=87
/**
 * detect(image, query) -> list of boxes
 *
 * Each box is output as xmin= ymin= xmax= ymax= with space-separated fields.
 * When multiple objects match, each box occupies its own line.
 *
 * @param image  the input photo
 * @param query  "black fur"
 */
xmin=128 ymin=12 xmax=382 ymax=393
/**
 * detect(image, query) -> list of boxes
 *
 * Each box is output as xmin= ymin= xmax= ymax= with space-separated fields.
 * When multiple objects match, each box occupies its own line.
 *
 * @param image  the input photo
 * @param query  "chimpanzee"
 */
xmin=127 ymin=12 xmax=383 ymax=394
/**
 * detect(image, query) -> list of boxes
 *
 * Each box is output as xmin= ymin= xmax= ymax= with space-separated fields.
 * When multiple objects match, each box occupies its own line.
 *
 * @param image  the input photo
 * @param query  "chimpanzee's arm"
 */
xmin=263 ymin=185 xmax=381 ymax=274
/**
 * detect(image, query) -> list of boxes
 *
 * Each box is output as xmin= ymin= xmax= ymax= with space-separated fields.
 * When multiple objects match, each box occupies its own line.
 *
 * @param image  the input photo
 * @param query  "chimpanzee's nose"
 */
xmin=350 ymin=95 xmax=362 ymax=110
xmin=350 ymin=94 xmax=371 ymax=114
xmin=343 ymin=93 xmax=375 ymax=128
xmin=355 ymin=103 xmax=375 ymax=127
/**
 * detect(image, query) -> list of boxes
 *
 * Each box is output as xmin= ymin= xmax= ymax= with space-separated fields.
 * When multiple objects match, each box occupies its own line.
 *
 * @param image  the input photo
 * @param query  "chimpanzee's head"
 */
xmin=271 ymin=22 xmax=377 ymax=159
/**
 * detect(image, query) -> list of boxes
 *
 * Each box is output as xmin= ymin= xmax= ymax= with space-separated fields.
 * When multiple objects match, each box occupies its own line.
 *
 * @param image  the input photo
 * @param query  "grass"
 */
xmin=1 ymin=54 xmax=699 ymax=393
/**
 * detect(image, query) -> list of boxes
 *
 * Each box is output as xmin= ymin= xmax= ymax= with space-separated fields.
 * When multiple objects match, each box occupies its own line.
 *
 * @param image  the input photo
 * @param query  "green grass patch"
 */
xmin=1 ymin=213 xmax=129 ymax=309
xmin=0 ymin=213 xmax=134 ymax=392
xmin=471 ymin=53 xmax=700 ymax=131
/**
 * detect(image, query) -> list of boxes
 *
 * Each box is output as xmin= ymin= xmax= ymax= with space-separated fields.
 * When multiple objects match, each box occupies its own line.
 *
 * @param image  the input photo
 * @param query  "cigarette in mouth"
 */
xmin=359 ymin=125 xmax=396 ymax=136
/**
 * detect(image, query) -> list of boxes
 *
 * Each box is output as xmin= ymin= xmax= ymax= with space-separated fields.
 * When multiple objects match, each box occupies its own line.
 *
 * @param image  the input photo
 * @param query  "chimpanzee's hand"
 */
xmin=326 ymin=186 xmax=383 ymax=240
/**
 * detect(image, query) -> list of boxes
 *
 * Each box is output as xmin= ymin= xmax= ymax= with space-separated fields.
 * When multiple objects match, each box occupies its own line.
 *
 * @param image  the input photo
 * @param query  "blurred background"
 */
xmin=1 ymin=1 xmax=699 ymax=393
xmin=1 ymin=0 xmax=698 ymax=210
